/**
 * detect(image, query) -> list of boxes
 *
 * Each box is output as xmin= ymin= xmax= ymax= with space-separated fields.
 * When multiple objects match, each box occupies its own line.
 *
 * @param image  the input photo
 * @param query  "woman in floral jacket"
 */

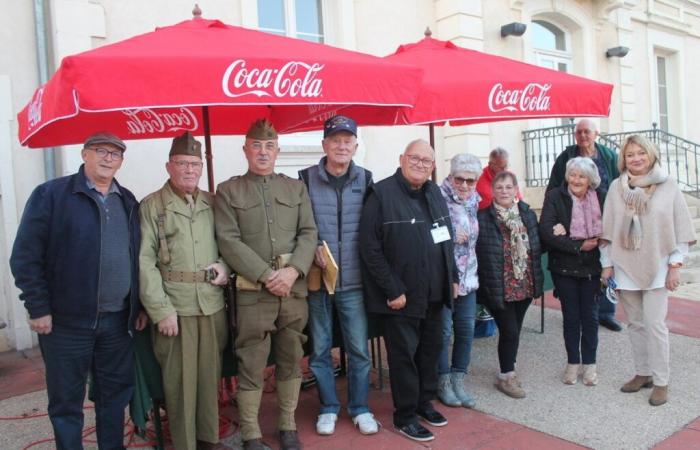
xmin=437 ymin=154 xmax=482 ymax=409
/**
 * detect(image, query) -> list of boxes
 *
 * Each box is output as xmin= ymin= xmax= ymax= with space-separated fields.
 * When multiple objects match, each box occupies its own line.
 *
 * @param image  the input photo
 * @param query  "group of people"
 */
xmin=9 ymin=115 xmax=695 ymax=450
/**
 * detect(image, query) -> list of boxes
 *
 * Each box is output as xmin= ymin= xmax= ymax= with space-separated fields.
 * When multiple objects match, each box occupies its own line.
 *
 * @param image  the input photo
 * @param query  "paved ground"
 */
xmin=1 ymin=288 xmax=699 ymax=449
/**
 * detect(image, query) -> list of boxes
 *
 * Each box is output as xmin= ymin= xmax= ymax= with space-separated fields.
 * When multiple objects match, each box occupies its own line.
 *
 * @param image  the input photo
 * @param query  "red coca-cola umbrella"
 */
xmin=384 ymin=33 xmax=613 ymax=128
xmin=17 ymin=11 xmax=422 ymax=189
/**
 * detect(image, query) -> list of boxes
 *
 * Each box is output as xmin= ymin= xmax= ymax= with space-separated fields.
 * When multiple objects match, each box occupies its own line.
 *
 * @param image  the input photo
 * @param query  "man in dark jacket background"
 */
xmin=546 ymin=119 xmax=622 ymax=332
xmin=359 ymin=139 xmax=457 ymax=443
xmin=10 ymin=132 xmax=147 ymax=450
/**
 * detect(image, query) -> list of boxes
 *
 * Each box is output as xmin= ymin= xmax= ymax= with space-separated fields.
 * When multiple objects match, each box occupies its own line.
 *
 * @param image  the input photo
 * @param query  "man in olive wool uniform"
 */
xmin=215 ymin=119 xmax=317 ymax=450
xmin=139 ymin=131 xmax=231 ymax=450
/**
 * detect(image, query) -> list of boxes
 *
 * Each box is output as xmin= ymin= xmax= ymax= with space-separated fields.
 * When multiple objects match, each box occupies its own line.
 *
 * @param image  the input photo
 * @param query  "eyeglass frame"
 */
xmin=87 ymin=146 xmax=124 ymax=160
xmin=405 ymin=154 xmax=435 ymax=168
xmin=169 ymin=159 xmax=204 ymax=170
xmin=451 ymin=176 xmax=478 ymax=186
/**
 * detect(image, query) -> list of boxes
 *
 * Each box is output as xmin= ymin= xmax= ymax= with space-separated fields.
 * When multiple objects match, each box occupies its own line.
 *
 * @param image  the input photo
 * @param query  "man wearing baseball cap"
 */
xmin=139 ymin=131 xmax=231 ymax=450
xmin=11 ymin=131 xmax=147 ymax=449
xmin=299 ymin=115 xmax=379 ymax=436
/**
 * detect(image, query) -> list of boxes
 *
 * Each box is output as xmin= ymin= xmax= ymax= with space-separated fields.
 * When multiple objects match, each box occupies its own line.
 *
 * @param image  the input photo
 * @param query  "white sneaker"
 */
xmin=316 ymin=413 xmax=338 ymax=435
xmin=352 ymin=412 xmax=380 ymax=435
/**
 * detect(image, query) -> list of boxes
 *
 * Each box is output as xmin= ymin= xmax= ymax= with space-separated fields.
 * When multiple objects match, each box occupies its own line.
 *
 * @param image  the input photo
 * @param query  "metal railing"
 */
xmin=523 ymin=122 xmax=700 ymax=198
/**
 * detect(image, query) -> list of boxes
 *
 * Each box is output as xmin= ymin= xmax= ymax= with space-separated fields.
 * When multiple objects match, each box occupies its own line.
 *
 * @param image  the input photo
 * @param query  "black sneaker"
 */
xmin=395 ymin=422 xmax=434 ymax=442
xmin=417 ymin=408 xmax=448 ymax=427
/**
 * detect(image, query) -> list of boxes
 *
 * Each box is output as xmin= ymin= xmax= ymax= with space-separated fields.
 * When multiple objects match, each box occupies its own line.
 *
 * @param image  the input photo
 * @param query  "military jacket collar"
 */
xmin=161 ymin=181 xmax=211 ymax=216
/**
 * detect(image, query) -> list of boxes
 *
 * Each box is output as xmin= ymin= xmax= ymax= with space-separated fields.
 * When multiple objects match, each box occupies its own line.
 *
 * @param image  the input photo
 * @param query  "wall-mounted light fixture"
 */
xmin=501 ymin=22 xmax=527 ymax=38
xmin=606 ymin=46 xmax=629 ymax=58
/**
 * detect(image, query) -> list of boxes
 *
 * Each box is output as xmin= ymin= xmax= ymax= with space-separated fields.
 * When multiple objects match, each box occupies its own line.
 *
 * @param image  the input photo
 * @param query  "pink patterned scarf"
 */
xmin=569 ymin=188 xmax=602 ymax=240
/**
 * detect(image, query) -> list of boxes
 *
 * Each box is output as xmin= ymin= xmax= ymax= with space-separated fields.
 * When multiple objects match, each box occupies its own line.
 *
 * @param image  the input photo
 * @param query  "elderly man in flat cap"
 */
xmin=11 ymin=132 xmax=147 ymax=450
xmin=215 ymin=119 xmax=317 ymax=450
xmin=139 ymin=131 xmax=231 ymax=450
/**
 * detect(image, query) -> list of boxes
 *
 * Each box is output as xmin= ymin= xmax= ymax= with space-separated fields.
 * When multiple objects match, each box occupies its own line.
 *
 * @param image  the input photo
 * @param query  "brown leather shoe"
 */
xmin=197 ymin=440 xmax=233 ymax=450
xmin=649 ymin=385 xmax=668 ymax=406
xmin=279 ymin=430 xmax=302 ymax=450
xmin=496 ymin=377 xmax=526 ymax=399
xmin=620 ymin=375 xmax=653 ymax=393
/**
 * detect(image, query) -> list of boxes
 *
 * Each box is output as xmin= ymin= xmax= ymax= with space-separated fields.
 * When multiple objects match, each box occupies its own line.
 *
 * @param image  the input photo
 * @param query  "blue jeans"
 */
xmin=439 ymin=292 xmax=476 ymax=375
xmin=38 ymin=311 xmax=134 ymax=450
xmin=307 ymin=289 xmax=370 ymax=417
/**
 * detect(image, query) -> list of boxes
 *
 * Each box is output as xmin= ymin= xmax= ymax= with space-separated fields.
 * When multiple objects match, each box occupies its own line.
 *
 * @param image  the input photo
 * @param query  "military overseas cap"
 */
xmin=169 ymin=131 xmax=202 ymax=158
xmin=323 ymin=115 xmax=357 ymax=138
xmin=84 ymin=131 xmax=126 ymax=152
xmin=246 ymin=118 xmax=278 ymax=140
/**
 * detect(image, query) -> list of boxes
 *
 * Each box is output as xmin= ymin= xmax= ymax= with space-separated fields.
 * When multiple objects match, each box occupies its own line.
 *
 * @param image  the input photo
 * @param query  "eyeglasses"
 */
xmin=406 ymin=154 xmax=434 ymax=168
xmin=452 ymin=176 xmax=477 ymax=186
xmin=89 ymin=147 xmax=124 ymax=160
xmin=249 ymin=141 xmax=278 ymax=152
xmin=170 ymin=160 xmax=204 ymax=170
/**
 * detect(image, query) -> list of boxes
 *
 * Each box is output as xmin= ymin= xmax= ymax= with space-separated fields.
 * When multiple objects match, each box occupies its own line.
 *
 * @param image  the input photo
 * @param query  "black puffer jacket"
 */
xmin=475 ymin=201 xmax=544 ymax=311
xmin=539 ymin=185 xmax=605 ymax=278
xmin=360 ymin=169 xmax=457 ymax=319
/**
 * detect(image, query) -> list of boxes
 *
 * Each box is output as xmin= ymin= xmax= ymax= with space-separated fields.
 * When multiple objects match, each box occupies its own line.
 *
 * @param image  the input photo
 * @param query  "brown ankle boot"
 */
xmin=649 ymin=385 xmax=668 ymax=406
xmin=279 ymin=430 xmax=302 ymax=450
xmin=620 ymin=375 xmax=653 ymax=393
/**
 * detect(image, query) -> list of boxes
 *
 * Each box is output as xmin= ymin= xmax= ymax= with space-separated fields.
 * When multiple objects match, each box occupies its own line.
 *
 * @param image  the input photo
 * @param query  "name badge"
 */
xmin=431 ymin=224 xmax=450 ymax=244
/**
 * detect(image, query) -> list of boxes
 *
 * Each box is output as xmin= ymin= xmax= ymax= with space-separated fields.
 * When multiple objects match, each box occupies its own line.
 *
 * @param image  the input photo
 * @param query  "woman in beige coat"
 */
xmin=600 ymin=134 xmax=696 ymax=406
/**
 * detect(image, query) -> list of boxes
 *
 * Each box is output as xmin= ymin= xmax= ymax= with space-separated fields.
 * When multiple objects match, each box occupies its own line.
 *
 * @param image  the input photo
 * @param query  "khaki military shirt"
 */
xmin=215 ymin=171 xmax=317 ymax=297
xmin=139 ymin=182 xmax=228 ymax=323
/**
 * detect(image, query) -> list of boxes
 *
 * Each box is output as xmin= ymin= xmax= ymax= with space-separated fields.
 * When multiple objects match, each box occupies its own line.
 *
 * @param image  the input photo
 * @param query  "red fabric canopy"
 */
xmin=383 ymin=37 xmax=613 ymax=126
xmin=17 ymin=18 xmax=423 ymax=148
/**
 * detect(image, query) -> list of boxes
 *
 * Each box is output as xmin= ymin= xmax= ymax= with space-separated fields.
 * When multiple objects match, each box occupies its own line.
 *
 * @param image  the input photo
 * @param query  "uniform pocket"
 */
xmin=275 ymin=195 xmax=302 ymax=231
xmin=229 ymin=198 xmax=264 ymax=235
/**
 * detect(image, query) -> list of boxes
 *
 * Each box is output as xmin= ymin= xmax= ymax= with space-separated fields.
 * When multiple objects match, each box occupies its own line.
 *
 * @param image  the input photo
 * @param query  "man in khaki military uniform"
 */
xmin=140 ymin=132 xmax=231 ymax=450
xmin=215 ymin=119 xmax=317 ymax=450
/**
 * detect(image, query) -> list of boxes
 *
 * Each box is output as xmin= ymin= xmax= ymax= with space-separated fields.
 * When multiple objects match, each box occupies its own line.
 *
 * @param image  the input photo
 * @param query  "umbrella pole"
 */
xmin=429 ymin=123 xmax=437 ymax=181
xmin=202 ymin=105 xmax=215 ymax=192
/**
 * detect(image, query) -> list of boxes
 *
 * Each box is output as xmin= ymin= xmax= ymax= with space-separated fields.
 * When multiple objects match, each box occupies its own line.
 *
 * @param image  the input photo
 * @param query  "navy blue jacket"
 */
xmin=10 ymin=165 xmax=141 ymax=332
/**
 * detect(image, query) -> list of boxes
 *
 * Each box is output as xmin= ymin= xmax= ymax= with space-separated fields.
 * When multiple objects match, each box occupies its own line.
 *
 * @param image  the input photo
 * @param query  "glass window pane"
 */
xmin=557 ymin=62 xmax=568 ymax=72
xmin=295 ymin=0 xmax=322 ymax=34
xmin=258 ymin=0 xmax=286 ymax=34
xmin=532 ymin=21 xmax=555 ymax=50
xmin=532 ymin=20 xmax=566 ymax=51
xmin=657 ymin=56 xmax=667 ymax=85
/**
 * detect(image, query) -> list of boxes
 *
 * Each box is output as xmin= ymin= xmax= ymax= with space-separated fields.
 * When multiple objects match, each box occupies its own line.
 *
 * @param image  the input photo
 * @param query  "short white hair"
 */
xmin=565 ymin=157 xmax=601 ymax=189
xmin=450 ymin=153 xmax=482 ymax=175
xmin=575 ymin=119 xmax=599 ymax=133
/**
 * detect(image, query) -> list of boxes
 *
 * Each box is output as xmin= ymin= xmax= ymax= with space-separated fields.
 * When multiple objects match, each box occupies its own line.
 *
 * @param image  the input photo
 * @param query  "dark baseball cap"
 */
xmin=84 ymin=132 xmax=126 ymax=152
xmin=323 ymin=115 xmax=357 ymax=138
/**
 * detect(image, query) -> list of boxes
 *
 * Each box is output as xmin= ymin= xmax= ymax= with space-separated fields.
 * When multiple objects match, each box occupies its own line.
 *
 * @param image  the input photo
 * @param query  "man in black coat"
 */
xmin=359 ymin=139 xmax=457 ymax=443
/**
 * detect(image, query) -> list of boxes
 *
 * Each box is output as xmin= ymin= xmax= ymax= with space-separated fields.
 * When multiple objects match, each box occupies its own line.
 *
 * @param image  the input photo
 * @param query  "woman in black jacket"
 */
xmin=476 ymin=171 xmax=543 ymax=399
xmin=539 ymin=157 xmax=605 ymax=387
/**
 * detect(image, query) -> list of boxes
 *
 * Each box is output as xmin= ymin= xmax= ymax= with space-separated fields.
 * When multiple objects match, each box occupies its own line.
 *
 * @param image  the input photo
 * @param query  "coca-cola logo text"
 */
xmin=123 ymin=108 xmax=198 ymax=135
xmin=28 ymin=88 xmax=44 ymax=128
xmin=488 ymin=83 xmax=551 ymax=113
xmin=222 ymin=59 xmax=324 ymax=98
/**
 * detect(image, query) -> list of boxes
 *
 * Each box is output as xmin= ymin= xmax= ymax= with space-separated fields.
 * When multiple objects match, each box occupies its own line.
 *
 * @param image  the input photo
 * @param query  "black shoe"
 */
xmin=395 ymin=422 xmax=434 ymax=442
xmin=278 ymin=430 xmax=301 ymax=450
xmin=600 ymin=318 xmax=623 ymax=332
xmin=417 ymin=408 xmax=448 ymax=427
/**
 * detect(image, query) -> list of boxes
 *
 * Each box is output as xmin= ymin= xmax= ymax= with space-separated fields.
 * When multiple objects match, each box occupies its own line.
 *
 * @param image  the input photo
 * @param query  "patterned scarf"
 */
xmin=494 ymin=202 xmax=530 ymax=280
xmin=568 ymin=188 xmax=602 ymax=240
xmin=619 ymin=165 xmax=668 ymax=250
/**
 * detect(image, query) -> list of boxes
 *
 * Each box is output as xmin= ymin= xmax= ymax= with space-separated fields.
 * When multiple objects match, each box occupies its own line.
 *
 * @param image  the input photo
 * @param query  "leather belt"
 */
xmin=160 ymin=268 xmax=209 ymax=283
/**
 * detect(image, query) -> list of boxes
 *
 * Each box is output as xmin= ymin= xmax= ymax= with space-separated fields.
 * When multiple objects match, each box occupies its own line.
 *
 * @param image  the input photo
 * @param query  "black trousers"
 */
xmin=490 ymin=298 xmax=532 ymax=373
xmin=552 ymin=273 xmax=600 ymax=364
xmin=382 ymin=302 xmax=443 ymax=427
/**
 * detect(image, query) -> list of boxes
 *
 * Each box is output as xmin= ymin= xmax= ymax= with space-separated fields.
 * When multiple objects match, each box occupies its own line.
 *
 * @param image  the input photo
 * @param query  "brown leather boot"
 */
xmin=279 ymin=430 xmax=302 ymax=450
xmin=649 ymin=385 xmax=668 ymax=406
xmin=620 ymin=375 xmax=653 ymax=393
xmin=196 ymin=440 xmax=232 ymax=450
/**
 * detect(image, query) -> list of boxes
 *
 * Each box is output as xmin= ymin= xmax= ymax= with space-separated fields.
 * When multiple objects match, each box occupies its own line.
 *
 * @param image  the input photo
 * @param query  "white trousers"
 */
xmin=618 ymin=288 xmax=670 ymax=386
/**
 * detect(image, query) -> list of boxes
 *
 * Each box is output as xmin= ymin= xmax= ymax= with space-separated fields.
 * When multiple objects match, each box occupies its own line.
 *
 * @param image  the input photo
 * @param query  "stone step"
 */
xmin=680 ymin=267 xmax=700 ymax=284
